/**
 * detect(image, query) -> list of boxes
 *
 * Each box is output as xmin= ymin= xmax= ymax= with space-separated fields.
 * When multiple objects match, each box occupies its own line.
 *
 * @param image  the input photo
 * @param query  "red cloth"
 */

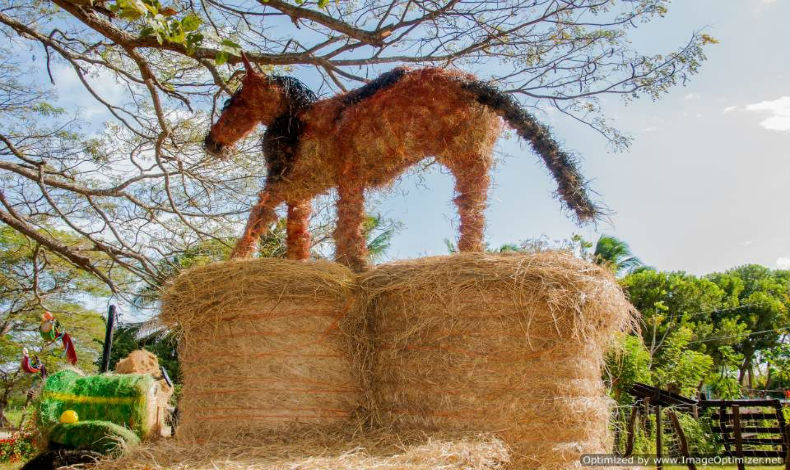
xmin=62 ymin=333 xmax=78 ymax=365
xmin=20 ymin=354 xmax=41 ymax=374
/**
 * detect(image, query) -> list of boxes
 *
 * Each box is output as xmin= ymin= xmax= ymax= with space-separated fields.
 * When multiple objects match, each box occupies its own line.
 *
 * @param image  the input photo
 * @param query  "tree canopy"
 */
xmin=0 ymin=0 xmax=713 ymax=296
xmin=609 ymin=265 xmax=790 ymax=401
xmin=0 ymin=225 xmax=106 ymax=426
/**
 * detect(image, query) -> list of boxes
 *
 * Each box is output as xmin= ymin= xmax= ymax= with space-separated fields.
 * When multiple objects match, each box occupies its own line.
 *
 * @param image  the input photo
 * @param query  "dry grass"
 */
xmin=160 ymin=258 xmax=363 ymax=440
xmin=135 ymin=252 xmax=635 ymax=470
xmin=99 ymin=430 xmax=509 ymax=470
xmin=357 ymin=252 xmax=635 ymax=469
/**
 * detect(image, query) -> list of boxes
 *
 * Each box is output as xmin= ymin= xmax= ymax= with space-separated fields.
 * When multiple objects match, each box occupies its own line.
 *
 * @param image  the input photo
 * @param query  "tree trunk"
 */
xmin=0 ymin=401 xmax=8 ymax=428
xmin=747 ymin=364 xmax=753 ymax=392
xmin=0 ymin=379 xmax=17 ymax=428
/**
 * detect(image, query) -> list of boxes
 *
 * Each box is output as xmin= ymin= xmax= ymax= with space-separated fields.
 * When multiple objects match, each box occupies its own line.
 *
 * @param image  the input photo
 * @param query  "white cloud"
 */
xmin=744 ymin=96 xmax=790 ymax=132
xmin=777 ymin=256 xmax=790 ymax=269
xmin=684 ymin=93 xmax=700 ymax=101
xmin=51 ymin=64 xmax=127 ymax=120
xmin=722 ymin=106 xmax=737 ymax=114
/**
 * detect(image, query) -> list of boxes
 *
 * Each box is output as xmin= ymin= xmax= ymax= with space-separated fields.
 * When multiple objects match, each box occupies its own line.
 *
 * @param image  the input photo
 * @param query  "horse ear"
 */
xmin=241 ymin=52 xmax=256 ymax=75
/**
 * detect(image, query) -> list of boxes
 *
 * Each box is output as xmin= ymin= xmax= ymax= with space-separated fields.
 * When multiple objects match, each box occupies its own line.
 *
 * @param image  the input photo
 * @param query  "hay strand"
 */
xmin=357 ymin=252 xmax=635 ymax=469
xmin=160 ymin=258 xmax=363 ymax=440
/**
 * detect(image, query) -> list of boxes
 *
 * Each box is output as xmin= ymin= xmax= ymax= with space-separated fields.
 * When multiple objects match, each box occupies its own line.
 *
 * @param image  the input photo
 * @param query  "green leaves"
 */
xmin=215 ymin=39 xmax=242 ymax=65
xmin=214 ymin=51 xmax=229 ymax=66
xmin=181 ymin=13 xmax=202 ymax=32
xmin=111 ymin=0 xmax=204 ymax=51
xmin=109 ymin=0 xmax=148 ymax=20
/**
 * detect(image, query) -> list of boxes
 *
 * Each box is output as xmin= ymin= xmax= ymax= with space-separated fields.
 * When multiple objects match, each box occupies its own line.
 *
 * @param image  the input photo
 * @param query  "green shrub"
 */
xmin=676 ymin=412 xmax=723 ymax=455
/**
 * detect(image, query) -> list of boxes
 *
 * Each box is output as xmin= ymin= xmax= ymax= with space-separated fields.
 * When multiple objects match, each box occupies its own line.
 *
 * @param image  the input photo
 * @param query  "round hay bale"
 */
xmin=161 ymin=258 xmax=362 ymax=441
xmin=115 ymin=350 xmax=160 ymax=376
xmin=357 ymin=252 xmax=635 ymax=469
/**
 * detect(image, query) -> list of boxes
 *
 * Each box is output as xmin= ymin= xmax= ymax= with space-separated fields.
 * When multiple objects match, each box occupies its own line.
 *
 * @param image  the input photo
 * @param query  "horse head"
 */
xmin=205 ymin=54 xmax=296 ymax=157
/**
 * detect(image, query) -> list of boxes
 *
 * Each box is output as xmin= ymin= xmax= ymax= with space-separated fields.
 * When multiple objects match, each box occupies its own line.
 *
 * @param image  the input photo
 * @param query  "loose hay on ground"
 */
xmin=160 ymin=258 xmax=364 ymax=441
xmin=356 ymin=252 xmax=636 ymax=469
xmin=96 ymin=430 xmax=509 ymax=470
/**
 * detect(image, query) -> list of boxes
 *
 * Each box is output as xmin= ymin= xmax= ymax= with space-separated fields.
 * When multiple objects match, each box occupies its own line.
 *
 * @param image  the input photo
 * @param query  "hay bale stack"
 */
xmin=161 ymin=259 xmax=362 ymax=441
xmin=358 ymin=252 xmax=635 ymax=469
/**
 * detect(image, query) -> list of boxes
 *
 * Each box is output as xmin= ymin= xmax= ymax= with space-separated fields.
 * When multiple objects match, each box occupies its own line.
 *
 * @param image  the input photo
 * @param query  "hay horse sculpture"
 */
xmin=205 ymin=55 xmax=600 ymax=271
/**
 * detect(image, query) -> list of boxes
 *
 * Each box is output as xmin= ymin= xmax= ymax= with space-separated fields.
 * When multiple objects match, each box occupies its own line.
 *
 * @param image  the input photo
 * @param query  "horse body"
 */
xmin=206 ymin=58 xmax=597 ymax=271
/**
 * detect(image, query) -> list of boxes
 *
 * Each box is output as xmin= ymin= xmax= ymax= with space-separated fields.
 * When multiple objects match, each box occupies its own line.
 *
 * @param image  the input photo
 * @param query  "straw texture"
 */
xmin=97 ymin=430 xmax=509 ymax=470
xmin=144 ymin=253 xmax=633 ymax=469
xmin=49 ymin=421 xmax=140 ymax=454
xmin=160 ymin=258 xmax=362 ymax=441
xmin=357 ymin=252 xmax=635 ymax=469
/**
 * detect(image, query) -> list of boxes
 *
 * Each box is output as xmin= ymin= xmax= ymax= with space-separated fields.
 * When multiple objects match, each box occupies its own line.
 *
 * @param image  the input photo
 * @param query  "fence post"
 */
xmin=100 ymin=304 xmax=117 ymax=373
xmin=656 ymin=404 xmax=663 ymax=470
xmin=733 ymin=404 xmax=745 ymax=470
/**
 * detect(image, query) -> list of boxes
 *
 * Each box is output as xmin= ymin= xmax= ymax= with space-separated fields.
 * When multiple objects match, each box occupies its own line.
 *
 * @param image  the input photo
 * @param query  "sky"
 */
xmin=42 ymin=0 xmax=790 ymax=277
xmin=370 ymin=0 xmax=790 ymax=275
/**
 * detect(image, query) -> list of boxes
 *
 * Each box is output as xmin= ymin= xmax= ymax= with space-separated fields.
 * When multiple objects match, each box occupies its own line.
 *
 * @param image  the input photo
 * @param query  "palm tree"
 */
xmin=362 ymin=214 xmax=401 ymax=262
xmin=592 ymin=235 xmax=643 ymax=277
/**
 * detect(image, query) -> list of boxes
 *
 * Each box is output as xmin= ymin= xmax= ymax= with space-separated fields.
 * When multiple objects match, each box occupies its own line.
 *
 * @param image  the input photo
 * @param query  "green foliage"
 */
xmin=38 ymin=370 xmax=155 ymax=437
xmin=605 ymin=333 xmax=651 ymax=403
xmin=110 ymin=0 xmax=205 ymax=52
xmin=651 ymin=326 xmax=713 ymax=396
xmin=0 ymin=226 xmax=107 ymax=426
xmin=593 ymin=235 xmax=643 ymax=276
xmin=676 ymin=412 xmax=723 ymax=455
xmin=362 ymin=214 xmax=401 ymax=262
xmin=214 ymin=39 xmax=242 ymax=65
xmin=764 ymin=343 xmax=790 ymax=389
xmin=707 ymin=265 xmax=790 ymax=384
xmin=706 ymin=373 xmax=742 ymax=400
xmin=133 ymin=238 xmax=232 ymax=308
xmin=48 ymin=421 xmax=139 ymax=455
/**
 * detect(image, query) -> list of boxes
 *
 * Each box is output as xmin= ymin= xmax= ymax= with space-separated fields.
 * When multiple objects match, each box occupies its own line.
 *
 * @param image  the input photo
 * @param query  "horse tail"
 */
xmin=459 ymin=79 xmax=601 ymax=223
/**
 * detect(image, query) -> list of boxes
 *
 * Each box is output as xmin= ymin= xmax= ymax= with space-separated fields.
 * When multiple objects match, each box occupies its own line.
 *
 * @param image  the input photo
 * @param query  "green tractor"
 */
xmin=23 ymin=351 xmax=173 ymax=470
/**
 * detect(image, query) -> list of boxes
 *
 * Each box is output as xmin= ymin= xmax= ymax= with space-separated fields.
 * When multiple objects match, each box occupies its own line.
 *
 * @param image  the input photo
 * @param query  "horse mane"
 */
xmin=262 ymin=76 xmax=315 ymax=184
xmin=263 ymin=70 xmax=408 ymax=184
xmin=266 ymin=75 xmax=317 ymax=113
xmin=340 ymin=68 xmax=408 ymax=107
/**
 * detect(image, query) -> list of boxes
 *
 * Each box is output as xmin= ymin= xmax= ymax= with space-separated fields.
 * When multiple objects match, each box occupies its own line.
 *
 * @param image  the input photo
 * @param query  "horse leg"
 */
xmin=448 ymin=156 xmax=491 ymax=252
xmin=286 ymin=198 xmax=312 ymax=260
xmin=230 ymin=189 xmax=282 ymax=259
xmin=334 ymin=183 xmax=368 ymax=272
